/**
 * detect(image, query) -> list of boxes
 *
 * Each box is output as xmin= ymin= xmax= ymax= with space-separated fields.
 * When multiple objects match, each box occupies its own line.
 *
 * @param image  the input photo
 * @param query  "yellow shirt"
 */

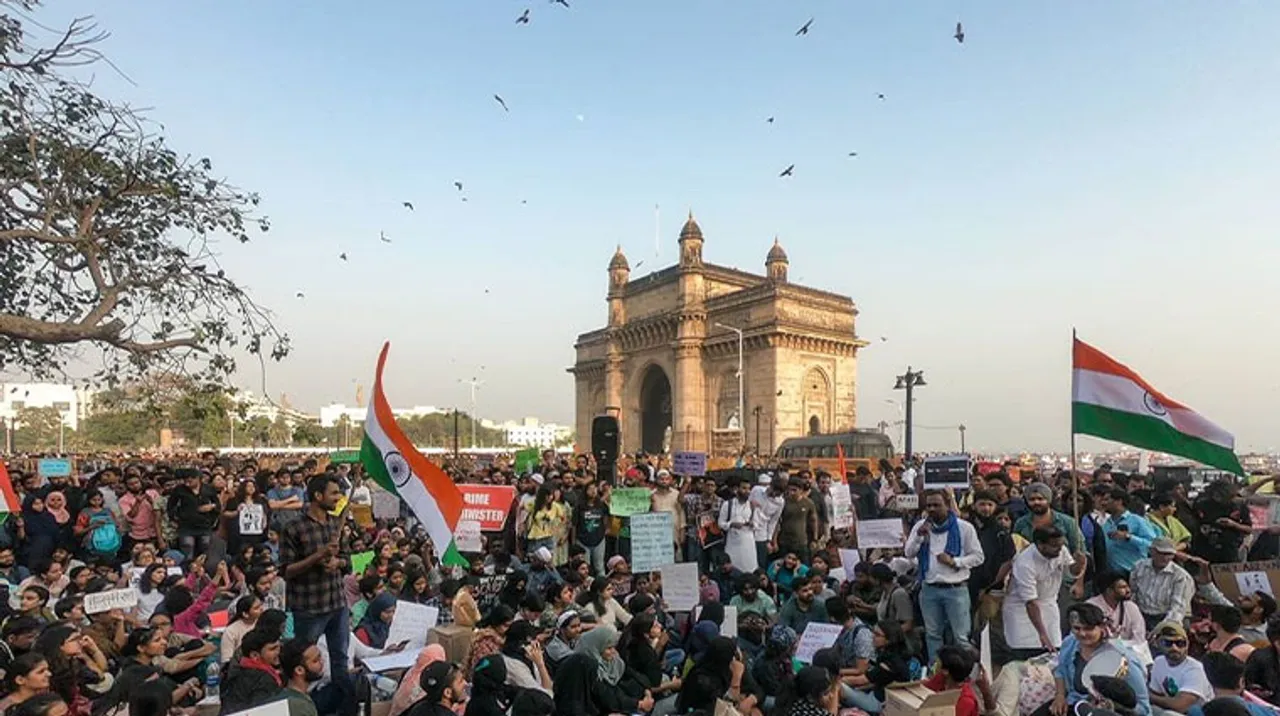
xmin=527 ymin=502 xmax=568 ymax=540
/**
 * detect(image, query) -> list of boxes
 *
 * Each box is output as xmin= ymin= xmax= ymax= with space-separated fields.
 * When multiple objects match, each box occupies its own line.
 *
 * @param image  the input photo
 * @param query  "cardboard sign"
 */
xmin=923 ymin=454 xmax=971 ymax=490
xmin=629 ymin=512 xmax=675 ymax=572
xmin=458 ymin=485 xmax=516 ymax=531
xmin=350 ymin=504 xmax=374 ymax=528
xmin=673 ymin=451 xmax=708 ymax=477
xmin=660 ymin=563 xmax=699 ymax=611
xmin=84 ymin=588 xmax=139 ymax=614
xmin=893 ymin=493 xmax=919 ymax=511
xmin=37 ymin=458 xmax=71 ymax=478
xmin=609 ymin=487 xmax=653 ymax=516
xmin=794 ymin=622 xmax=843 ymax=663
xmin=1212 ymin=560 xmax=1280 ymax=603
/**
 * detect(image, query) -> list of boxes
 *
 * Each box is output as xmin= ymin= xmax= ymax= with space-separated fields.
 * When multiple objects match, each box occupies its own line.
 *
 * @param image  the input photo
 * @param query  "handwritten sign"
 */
xmin=371 ymin=488 xmax=400 ymax=521
xmin=37 ymin=458 xmax=71 ymax=478
xmin=350 ymin=504 xmax=374 ymax=528
xmin=238 ymin=503 xmax=266 ymax=535
xmin=660 ymin=563 xmax=699 ymax=611
xmin=829 ymin=487 xmax=853 ymax=529
xmin=84 ymin=588 xmax=139 ymax=615
xmin=609 ymin=487 xmax=652 ymax=516
xmin=1211 ymin=560 xmax=1280 ymax=604
xmin=514 ymin=448 xmax=540 ymax=475
xmin=673 ymin=451 xmax=708 ymax=477
xmin=794 ymin=622 xmax=844 ymax=663
xmin=1236 ymin=571 xmax=1274 ymax=598
xmin=855 ymin=518 xmax=905 ymax=549
xmin=454 ymin=520 xmax=483 ymax=553
xmin=350 ymin=551 xmax=375 ymax=576
xmin=630 ymin=512 xmax=675 ymax=572
xmin=458 ymin=485 xmax=516 ymax=531
xmin=387 ymin=600 xmax=439 ymax=650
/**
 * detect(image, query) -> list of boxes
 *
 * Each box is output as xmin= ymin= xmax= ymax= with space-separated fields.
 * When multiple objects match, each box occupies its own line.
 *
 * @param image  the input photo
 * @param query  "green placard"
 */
xmin=350 ymin=551 xmax=375 ymax=575
xmin=330 ymin=450 xmax=361 ymax=464
xmin=609 ymin=487 xmax=653 ymax=516
xmin=514 ymin=448 xmax=540 ymax=475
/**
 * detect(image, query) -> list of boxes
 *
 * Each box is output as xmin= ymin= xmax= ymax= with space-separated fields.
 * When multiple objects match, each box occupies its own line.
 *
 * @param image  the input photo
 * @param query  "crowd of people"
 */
xmin=0 ymin=450 xmax=1276 ymax=716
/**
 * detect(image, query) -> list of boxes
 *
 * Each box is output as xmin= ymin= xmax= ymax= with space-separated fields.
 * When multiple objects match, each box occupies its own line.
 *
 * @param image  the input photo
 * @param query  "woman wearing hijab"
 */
xmin=501 ymin=620 xmax=552 ymax=693
xmin=44 ymin=492 xmax=71 ymax=531
xmin=355 ymin=592 xmax=398 ymax=649
xmin=465 ymin=654 xmax=512 ymax=716
xmin=753 ymin=625 xmax=799 ymax=712
xmin=389 ymin=644 xmax=446 ymax=716
xmin=545 ymin=610 xmax=582 ymax=677
xmin=677 ymin=636 xmax=757 ymax=715
xmin=498 ymin=571 xmax=529 ymax=612
xmin=19 ymin=496 xmax=61 ymax=566
xmin=552 ymin=625 xmax=653 ymax=716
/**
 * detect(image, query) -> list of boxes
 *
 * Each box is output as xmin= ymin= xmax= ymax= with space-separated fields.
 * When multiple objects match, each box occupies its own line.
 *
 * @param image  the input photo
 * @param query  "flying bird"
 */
xmin=296 ymin=292 xmax=305 ymax=299
xmin=779 ymin=164 xmax=795 ymax=177
xmin=877 ymin=93 xmax=886 ymax=101
xmin=551 ymin=0 xmax=569 ymax=7
xmin=516 ymin=9 xmax=530 ymax=24
xmin=494 ymin=95 xmax=509 ymax=112
xmin=402 ymin=201 xmax=413 ymax=211
xmin=954 ymin=21 xmax=964 ymax=44
xmin=521 ymin=199 xmax=528 ymax=204
xmin=339 ymin=253 xmax=348 ymax=261
xmin=454 ymin=181 xmax=463 ymax=191
xmin=796 ymin=18 xmax=813 ymax=36
xmin=766 ymin=116 xmax=774 ymax=124
xmin=848 ymin=152 xmax=858 ymax=157
xmin=380 ymin=231 xmax=391 ymax=243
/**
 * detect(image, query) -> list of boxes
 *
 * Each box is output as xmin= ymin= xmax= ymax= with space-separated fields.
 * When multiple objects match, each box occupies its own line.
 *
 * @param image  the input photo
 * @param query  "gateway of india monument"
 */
xmin=570 ymin=212 xmax=868 ymax=457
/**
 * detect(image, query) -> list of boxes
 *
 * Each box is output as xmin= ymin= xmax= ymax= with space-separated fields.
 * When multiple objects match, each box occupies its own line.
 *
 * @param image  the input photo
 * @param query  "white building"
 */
xmin=502 ymin=417 xmax=573 ymax=448
xmin=236 ymin=390 xmax=316 ymax=427
xmin=0 ymin=383 xmax=92 ymax=430
xmin=317 ymin=403 xmax=446 ymax=428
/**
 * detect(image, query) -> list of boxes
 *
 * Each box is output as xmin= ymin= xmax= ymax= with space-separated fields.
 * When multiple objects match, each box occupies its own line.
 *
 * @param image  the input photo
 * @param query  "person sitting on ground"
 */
xmin=219 ymin=628 xmax=282 ymax=715
xmin=1186 ymin=652 xmax=1276 ymax=716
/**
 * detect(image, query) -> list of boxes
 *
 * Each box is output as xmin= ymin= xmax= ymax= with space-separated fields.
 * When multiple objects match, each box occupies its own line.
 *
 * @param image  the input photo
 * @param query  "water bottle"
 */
xmin=205 ymin=660 xmax=220 ymax=699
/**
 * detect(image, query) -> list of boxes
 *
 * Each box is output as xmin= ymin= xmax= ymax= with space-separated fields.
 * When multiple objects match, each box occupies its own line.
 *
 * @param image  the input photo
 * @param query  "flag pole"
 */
xmin=1070 ymin=328 xmax=1080 ymax=522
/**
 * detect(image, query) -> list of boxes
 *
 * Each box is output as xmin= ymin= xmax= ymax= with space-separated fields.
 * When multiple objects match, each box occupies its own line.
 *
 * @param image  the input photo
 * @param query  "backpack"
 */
xmin=90 ymin=522 xmax=121 ymax=556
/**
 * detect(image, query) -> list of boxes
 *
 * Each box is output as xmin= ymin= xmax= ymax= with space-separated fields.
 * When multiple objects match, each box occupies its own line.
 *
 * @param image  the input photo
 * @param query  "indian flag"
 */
xmin=1072 ymin=338 xmax=1242 ymax=475
xmin=360 ymin=343 xmax=469 ymax=567
xmin=0 ymin=462 xmax=18 ymax=522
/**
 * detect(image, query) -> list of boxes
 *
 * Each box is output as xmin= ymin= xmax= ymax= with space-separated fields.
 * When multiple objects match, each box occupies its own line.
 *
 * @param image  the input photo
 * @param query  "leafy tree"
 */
xmin=268 ymin=415 xmax=291 ymax=446
xmin=0 ymin=2 xmax=287 ymax=386
xmin=292 ymin=420 xmax=325 ymax=447
xmin=242 ymin=416 xmax=271 ymax=447
xmin=12 ymin=406 xmax=66 ymax=451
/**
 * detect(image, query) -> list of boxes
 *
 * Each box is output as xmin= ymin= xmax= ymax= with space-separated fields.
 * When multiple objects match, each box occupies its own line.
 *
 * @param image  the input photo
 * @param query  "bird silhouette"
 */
xmin=954 ymin=22 xmax=965 ymax=44
xmin=380 ymin=231 xmax=391 ymax=243
xmin=494 ymin=95 xmax=509 ymax=112
xmin=339 ymin=253 xmax=348 ymax=261
xmin=877 ymin=93 xmax=886 ymax=101
xmin=454 ymin=181 xmax=463 ymax=191
xmin=766 ymin=116 xmax=774 ymax=124
xmin=779 ymin=164 xmax=795 ymax=177
xmin=516 ymin=9 xmax=530 ymax=24
xmin=551 ymin=0 xmax=568 ymax=7
xmin=402 ymin=201 xmax=413 ymax=211
xmin=848 ymin=152 xmax=858 ymax=157
xmin=880 ymin=336 xmax=888 ymax=342
xmin=796 ymin=18 xmax=813 ymax=36
xmin=521 ymin=199 xmax=528 ymax=204
xmin=296 ymin=292 xmax=305 ymax=299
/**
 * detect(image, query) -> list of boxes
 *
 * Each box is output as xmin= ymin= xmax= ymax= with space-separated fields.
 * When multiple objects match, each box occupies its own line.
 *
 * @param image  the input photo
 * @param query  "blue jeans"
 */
xmin=579 ymin=541 xmax=605 ymax=575
xmin=920 ymin=583 xmax=971 ymax=662
xmin=294 ymin=607 xmax=350 ymax=684
xmin=844 ymin=685 xmax=883 ymax=713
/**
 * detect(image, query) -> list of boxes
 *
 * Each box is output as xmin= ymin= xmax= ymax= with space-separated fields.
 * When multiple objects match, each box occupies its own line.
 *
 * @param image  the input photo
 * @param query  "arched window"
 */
xmin=809 ymin=416 xmax=822 ymax=436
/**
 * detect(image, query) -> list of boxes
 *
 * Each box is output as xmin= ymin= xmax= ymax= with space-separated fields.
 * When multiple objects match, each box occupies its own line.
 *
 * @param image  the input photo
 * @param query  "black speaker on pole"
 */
xmin=591 ymin=415 xmax=620 ymax=485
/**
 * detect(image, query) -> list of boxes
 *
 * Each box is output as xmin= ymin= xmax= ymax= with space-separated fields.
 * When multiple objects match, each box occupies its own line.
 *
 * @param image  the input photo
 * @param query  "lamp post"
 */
xmin=752 ymin=406 xmax=762 ymax=456
xmin=714 ymin=322 xmax=744 ymax=447
xmin=893 ymin=367 xmax=927 ymax=461
xmin=460 ymin=378 xmax=484 ymax=449
xmin=959 ymin=424 xmax=967 ymax=453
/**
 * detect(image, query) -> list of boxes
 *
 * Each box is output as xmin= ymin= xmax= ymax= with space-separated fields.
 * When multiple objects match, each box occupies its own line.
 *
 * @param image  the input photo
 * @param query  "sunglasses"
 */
xmin=1160 ymin=638 xmax=1188 ymax=648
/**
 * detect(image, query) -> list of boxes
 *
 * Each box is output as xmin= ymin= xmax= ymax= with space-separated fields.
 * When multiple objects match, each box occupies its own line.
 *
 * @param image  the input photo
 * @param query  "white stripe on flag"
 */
xmin=363 ymin=412 xmax=456 ymax=553
xmin=1073 ymin=368 xmax=1233 ymax=449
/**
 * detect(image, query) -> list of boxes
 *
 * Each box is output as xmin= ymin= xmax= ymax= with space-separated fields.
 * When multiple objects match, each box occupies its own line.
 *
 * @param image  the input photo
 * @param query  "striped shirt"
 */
xmin=1130 ymin=558 xmax=1195 ymax=624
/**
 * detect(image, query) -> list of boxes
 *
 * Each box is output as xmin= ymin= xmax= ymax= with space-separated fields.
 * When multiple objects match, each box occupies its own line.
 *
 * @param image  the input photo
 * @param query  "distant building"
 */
xmin=502 ymin=417 xmax=573 ymax=448
xmin=317 ymin=402 xmax=445 ymax=428
xmin=236 ymin=391 xmax=316 ymax=427
xmin=0 ymin=383 xmax=92 ymax=431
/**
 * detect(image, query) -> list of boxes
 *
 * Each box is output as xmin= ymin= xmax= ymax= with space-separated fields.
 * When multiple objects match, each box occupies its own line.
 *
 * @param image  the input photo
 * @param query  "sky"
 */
xmin=18 ymin=1 xmax=1280 ymax=453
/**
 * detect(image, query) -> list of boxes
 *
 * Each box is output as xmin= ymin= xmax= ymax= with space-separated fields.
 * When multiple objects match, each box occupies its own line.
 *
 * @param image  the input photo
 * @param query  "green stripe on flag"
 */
xmin=441 ymin=540 xmax=469 ymax=568
xmin=360 ymin=434 xmax=396 ymax=493
xmin=1073 ymin=403 xmax=1243 ymax=475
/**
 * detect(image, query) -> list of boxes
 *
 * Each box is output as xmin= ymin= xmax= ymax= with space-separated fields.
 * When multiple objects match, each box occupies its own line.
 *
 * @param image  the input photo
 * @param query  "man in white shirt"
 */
xmin=1003 ymin=525 xmax=1074 ymax=658
xmin=750 ymin=475 xmax=785 ymax=571
xmin=1148 ymin=622 xmax=1212 ymax=716
xmin=904 ymin=490 xmax=985 ymax=661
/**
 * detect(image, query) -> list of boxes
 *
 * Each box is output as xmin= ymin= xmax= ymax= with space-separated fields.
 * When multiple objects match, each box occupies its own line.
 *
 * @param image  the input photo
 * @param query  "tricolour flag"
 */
xmin=1072 ymin=338 xmax=1242 ymax=475
xmin=360 ymin=343 xmax=469 ymax=567
xmin=0 ymin=462 xmax=17 ymax=521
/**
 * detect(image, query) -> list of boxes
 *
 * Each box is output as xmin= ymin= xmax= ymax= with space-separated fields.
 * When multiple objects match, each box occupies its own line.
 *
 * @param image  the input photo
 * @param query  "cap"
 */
xmin=757 ymin=473 xmax=772 ymax=485
xmin=420 ymin=661 xmax=456 ymax=697
xmin=556 ymin=609 xmax=580 ymax=629
xmin=531 ymin=473 xmax=545 ymax=485
xmin=533 ymin=547 xmax=553 ymax=564
xmin=1150 ymin=537 xmax=1178 ymax=555
xmin=607 ymin=555 xmax=627 ymax=572
xmin=656 ymin=469 xmax=671 ymax=478
xmin=1154 ymin=621 xmax=1187 ymax=641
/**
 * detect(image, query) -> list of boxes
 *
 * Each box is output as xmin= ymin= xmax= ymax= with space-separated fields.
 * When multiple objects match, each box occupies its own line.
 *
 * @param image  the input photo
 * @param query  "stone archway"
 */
xmin=639 ymin=365 xmax=672 ymax=455
xmin=803 ymin=367 xmax=831 ymax=437
xmin=809 ymin=415 xmax=821 ymax=435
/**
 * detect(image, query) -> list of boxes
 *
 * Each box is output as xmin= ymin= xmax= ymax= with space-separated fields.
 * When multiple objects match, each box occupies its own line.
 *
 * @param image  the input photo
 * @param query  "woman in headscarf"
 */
xmin=19 ymin=496 xmax=61 ymax=566
xmin=552 ymin=625 xmax=653 ymax=716
xmin=677 ymin=636 xmax=757 ymax=715
xmin=355 ymin=592 xmax=398 ymax=649
xmin=44 ymin=492 xmax=71 ymax=529
xmin=498 ymin=570 xmax=529 ymax=612
xmin=545 ymin=610 xmax=582 ymax=677
xmin=464 ymin=605 xmax=516 ymax=676
xmin=501 ymin=620 xmax=552 ymax=693
xmin=753 ymin=624 xmax=799 ymax=712
xmin=388 ymin=644 xmax=446 ymax=716
xmin=685 ymin=602 xmax=724 ymax=666
xmin=465 ymin=654 xmax=512 ymax=716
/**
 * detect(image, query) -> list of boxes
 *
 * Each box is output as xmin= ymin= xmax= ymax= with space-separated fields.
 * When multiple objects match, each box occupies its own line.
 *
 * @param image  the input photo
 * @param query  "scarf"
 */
xmin=239 ymin=656 xmax=282 ymax=686
xmin=575 ymin=624 xmax=625 ymax=685
xmin=45 ymin=492 xmax=71 ymax=524
xmin=918 ymin=512 xmax=963 ymax=581
xmin=358 ymin=592 xmax=397 ymax=648
xmin=389 ymin=644 xmax=445 ymax=716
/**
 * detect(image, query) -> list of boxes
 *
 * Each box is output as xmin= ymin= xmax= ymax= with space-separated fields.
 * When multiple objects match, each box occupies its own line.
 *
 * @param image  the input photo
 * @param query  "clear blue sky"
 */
xmin=32 ymin=1 xmax=1280 ymax=452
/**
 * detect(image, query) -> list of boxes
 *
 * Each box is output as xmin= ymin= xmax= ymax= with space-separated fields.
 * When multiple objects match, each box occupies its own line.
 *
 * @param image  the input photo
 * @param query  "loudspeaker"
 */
xmin=591 ymin=415 xmax=620 ymax=464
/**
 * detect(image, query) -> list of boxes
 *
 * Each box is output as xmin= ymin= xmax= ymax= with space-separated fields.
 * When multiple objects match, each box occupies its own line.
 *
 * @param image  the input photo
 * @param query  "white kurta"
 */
xmin=719 ymin=498 xmax=758 ymax=572
xmin=1002 ymin=544 xmax=1075 ymax=649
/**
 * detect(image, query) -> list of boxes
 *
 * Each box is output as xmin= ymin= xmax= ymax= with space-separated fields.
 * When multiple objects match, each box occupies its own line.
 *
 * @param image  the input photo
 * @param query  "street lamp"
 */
xmin=752 ymin=406 xmax=762 ymax=456
xmin=460 ymin=378 xmax=484 ymax=449
xmin=714 ymin=322 xmax=744 ymax=445
xmin=959 ymin=424 xmax=966 ymax=453
xmin=893 ymin=367 xmax=926 ymax=460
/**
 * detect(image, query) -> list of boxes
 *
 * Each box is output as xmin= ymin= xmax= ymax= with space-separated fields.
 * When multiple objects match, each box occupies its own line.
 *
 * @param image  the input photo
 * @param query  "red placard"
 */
xmin=458 ymin=485 xmax=517 ymax=531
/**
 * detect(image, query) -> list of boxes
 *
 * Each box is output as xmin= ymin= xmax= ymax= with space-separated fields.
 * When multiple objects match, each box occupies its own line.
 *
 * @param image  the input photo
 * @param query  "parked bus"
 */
xmin=775 ymin=430 xmax=897 ymax=475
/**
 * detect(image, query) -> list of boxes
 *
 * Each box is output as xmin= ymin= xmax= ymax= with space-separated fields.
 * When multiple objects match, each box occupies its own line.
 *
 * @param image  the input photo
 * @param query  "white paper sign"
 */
xmin=630 ymin=512 xmax=676 ymax=572
xmin=693 ymin=604 xmax=738 ymax=638
xmin=794 ymin=622 xmax=843 ymax=663
xmin=828 ymin=568 xmax=846 ymax=583
xmin=361 ymin=650 xmax=419 ymax=672
xmin=239 ymin=503 xmax=266 ymax=536
xmin=84 ymin=588 xmax=140 ymax=615
xmin=1236 ymin=571 xmax=1274 ymax=598
xmin=856 ymin=518 xmax=905 ymax=549
xmin=829 ymin=488 xmax=854 ymax=530
xmin=372 ymin=489 xmax=400 ymax=521
xmin=387 ymin=600 xmax=439 ymax=650
xmin=838 ymin=549 xmax=861 ymax=580
xmin=660 ymin=563 xmax=699 ymax=611
xmin=454 ymin=521 xmax=483 ymax=553
xmin=893 ymin=494 xmax=919 ymax=511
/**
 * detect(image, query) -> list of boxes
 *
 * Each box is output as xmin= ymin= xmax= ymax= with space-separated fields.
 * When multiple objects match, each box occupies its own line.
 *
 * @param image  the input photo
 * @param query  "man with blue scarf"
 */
xmin=904 ymin=490 xmax=985 ymax=661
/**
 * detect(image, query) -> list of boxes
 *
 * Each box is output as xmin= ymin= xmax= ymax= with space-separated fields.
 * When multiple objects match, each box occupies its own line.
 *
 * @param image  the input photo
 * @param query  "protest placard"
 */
xmin=829 ymin=488 xmax=853 ymax=529
xmin=923 ymin=455 xmax=971 ymax=490
xmin=458 ymin=485 xmax=516 ymax=531
xmin=350 ymin=551 xmax=375 ymax=576
xmin=660 ymin=563 xmax=699 ymax=611
xmin=238 ymin=504 xmax=266 ymax=535
xmin=371 ymin=489 xmax=400 ymax=521
xmin=855 ymin=518 xmax=905 ymax=549
xmin=84 ymin=588 xmax=139 ymax=615
xmin=454 ymin=520 xmax=483 ymax=553
xmin=629 ymin=512 xmax=675 ymax=572
xmin=609 ymin=487 xmax=652 ymax=516
xmin=673 ymin=451 xmax=708 ymax=477
xmin=387 ymin=600 xmax=439 ymax=650
xmin=475 ymin=574 xmax=506 ymax=612
xmin=795 ymin=622 xmax=843 ymax=663
xmin=37 ymin=458 xmax=71 ymax=478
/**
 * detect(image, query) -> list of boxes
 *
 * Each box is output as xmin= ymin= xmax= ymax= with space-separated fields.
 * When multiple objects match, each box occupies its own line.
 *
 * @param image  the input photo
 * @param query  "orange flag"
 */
xmin=836 ymin=443 xmax=848 ymax=484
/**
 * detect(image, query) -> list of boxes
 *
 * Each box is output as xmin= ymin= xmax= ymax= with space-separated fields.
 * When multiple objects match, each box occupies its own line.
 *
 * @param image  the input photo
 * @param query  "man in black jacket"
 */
xmin=167 ymin=469 xmax=220 ymax=560
xmin=219 ymin=627 xmax=284 ymax=715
